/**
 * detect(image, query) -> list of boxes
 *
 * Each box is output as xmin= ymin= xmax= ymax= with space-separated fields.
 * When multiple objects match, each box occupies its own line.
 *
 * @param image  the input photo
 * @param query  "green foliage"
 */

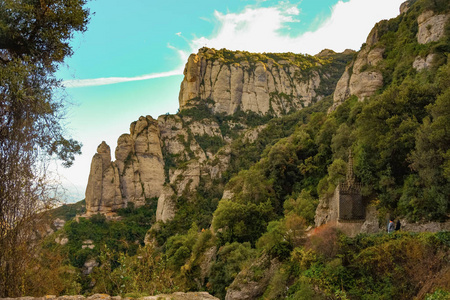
xmin=425 ymin=289 xmax=450 ymax=300
xmin=284 ymin=231 xmax=450 ymax=300
xmin=213 ymin=199 xmax=275 ymax=245
xmin=63 ymin=202 xmax=156 ymax=268
xmin=207 ymin=242 xmax=256 ymax=299
xmin=194 ymin=134 xmax=225 ymax=155
xmin=256 ymin=213 xmax=306 ymax=260
xmin=47 ymin=200 xmax=86 ymax=222
xmin=284 ymin=190 xmax=318 ymax=225
xmin=152 ymin=180 xmax=221 ymax=247
xmin=91 ymin=245 xmax=176 ymax=296
xmin=225 ymin=97 xmax=333 ymax=182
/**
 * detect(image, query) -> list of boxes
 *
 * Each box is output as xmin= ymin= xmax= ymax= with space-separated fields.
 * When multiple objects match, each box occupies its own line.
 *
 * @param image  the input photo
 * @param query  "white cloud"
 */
xmin=63 ymin=69 xmax=183 ymax=88
xmin=63 ymin=44 xmax=188 ymax=88
xmin=190 ymin=0 xmax=405 ymax=55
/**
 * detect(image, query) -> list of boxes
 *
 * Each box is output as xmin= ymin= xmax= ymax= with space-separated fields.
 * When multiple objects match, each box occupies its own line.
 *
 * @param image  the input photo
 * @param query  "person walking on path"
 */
xmin=388 ymin=219 xmax=395 ymax=233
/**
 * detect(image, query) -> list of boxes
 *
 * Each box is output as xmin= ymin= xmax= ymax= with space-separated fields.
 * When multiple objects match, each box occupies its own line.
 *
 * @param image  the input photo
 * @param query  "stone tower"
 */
xmin=337 ymin=150 xmax=364 ymax=220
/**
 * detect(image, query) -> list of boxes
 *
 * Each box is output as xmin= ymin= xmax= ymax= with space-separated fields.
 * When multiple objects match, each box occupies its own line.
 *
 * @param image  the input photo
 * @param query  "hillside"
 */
xmin=26 ymin=0 xmax=450 ymax=299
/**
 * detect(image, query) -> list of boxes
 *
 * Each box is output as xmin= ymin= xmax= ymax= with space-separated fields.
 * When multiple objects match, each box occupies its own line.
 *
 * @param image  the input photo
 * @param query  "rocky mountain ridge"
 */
xmin=84 ymin=48 xmax=354 ymax=219
xmin=179 ymin=48 xmax=354 ymax=116
xmin=331 ymin=3 xmax=449 ymax=111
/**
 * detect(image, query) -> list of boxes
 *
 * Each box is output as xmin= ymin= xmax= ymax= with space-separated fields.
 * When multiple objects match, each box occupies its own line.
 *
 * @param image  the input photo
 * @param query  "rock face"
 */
xmin=179 ymin=48 xmax=351 ymax=117
xmin=85 ymin=112 xmax=236 ymax=220
xmin=85 ymin=142 xmax=122 ymax=215
xmin=417 ymin=11 xmax=449 ymax=44
xmin=399 ymin=0 xmax=412 ymax=14
xmin=85 ymin=48 xmax=351 ymax=220
xmin=413 ymin=53 xmax=436 ymax=70
xmin=85 ymin=116 xmax=165 ymax=216
xmin=331 ymin=26 xmax=384 ymax=110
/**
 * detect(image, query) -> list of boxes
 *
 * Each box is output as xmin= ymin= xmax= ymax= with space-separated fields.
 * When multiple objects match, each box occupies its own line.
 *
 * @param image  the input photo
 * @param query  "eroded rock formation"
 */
xmin=331 ymin=26 xmax=384 ymax=110
xmin=417 ymin=10 xmax=449 ymax=44
xmin=85 ymin=116 xmax=165 ymax=216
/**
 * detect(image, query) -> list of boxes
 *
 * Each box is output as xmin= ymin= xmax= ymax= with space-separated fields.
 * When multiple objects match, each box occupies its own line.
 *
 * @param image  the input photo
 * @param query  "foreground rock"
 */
xmin=0 ymin=292 xmax=219 ymax=300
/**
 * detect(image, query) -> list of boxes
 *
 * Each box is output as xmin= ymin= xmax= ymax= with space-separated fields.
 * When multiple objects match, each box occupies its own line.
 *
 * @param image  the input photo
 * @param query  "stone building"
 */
xmin=314 ymin=150 xmax=371 ymax=236
xmin=336 ymin=151 xmax=364 ymax=221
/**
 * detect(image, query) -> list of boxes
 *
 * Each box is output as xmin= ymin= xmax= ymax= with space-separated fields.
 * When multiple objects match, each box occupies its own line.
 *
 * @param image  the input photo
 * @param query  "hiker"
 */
xmin=388 ymin=219 xmax=395 ymax=233
xmin=395 ymin=219 xmax=401 ymax=231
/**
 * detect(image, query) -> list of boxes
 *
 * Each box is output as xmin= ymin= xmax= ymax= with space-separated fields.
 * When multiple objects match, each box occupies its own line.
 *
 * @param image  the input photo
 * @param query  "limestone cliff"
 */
xmin=330 ymin=27 xmax=385 ymax=110
xmin=85 ymin=47 xmax=352 ymax=220
xmin=179 ymin=47 xmax=353 ymax=116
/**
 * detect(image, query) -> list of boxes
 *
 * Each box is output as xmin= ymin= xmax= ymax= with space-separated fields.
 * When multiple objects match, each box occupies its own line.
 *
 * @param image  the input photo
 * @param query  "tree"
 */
xmin=0 ymin=0 xmax=89 ymax=296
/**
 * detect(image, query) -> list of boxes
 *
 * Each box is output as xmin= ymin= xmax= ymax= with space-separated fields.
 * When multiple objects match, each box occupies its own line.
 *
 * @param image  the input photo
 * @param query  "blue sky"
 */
xmin=55 ymin=0 xmax=404 ymax=202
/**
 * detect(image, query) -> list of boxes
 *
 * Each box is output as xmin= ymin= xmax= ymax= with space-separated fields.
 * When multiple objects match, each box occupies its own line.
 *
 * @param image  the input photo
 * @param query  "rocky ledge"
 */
xmin=0 ymin=292 xmax=219 ymax=300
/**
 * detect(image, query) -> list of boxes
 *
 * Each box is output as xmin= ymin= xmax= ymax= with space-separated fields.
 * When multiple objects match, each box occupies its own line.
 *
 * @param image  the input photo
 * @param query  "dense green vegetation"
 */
xmin=18 ymin=0 xmax=450 ymax=298
xmin=47 ymin=200 xmax=87 ymax=222
xmin=270 ymin=230 xmax=450 ymax=299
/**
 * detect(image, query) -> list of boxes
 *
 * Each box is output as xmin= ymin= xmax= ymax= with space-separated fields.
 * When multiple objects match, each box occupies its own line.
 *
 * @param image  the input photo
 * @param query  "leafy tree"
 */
xmin=213 ymin=199 xmax=275 ymax=245
xmin=207 ymin=242 xmax=256 ymax=299
xmin=0 ymin=0 xmax=89 ymax=296
xmin=284 ymin=190 xmax=319 ymax=225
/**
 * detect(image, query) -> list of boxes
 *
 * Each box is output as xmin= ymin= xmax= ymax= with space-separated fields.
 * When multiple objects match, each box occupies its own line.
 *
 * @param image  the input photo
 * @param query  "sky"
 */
xmin=54 ymin=0 xmax=405 ymax=202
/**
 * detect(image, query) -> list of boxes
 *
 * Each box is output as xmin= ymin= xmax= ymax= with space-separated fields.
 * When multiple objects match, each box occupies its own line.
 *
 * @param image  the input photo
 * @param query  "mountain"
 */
xmin=37 ymin=0 xmax=450 ymax=299
xmin=83 ymin=48 xmax=354 ymax=220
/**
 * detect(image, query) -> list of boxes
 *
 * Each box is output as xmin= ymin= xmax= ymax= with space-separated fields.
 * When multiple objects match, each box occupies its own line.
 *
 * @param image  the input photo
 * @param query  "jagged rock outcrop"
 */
xmin=179 ymin=48 xmax=351 ymax=117
xmin=413 ymin=53 xmax=436 ymax=70
xmin=331 ymin=27 xmax=384 ymax=110
xmin=85 ymin=142 xmax=122 ymax=215
xmin=85 ymin=112 xmax=233 ymax=221
xmin=400 ymin=0 xmax=412 ymax=15
xmin=85 ymin=116 xmax=165 ymax=216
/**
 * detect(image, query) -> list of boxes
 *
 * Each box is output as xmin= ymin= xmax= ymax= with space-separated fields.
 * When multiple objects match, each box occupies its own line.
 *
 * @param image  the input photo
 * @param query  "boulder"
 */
xmin=413 ymin=54 xmax=436 ymax=71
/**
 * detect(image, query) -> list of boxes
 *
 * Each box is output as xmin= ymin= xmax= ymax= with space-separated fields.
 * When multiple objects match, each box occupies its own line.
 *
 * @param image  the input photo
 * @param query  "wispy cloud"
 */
xmin=190 ymin=0 xmax=405 ymax=55
xmin=63 ymin=68 xmax=183 ymax=88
